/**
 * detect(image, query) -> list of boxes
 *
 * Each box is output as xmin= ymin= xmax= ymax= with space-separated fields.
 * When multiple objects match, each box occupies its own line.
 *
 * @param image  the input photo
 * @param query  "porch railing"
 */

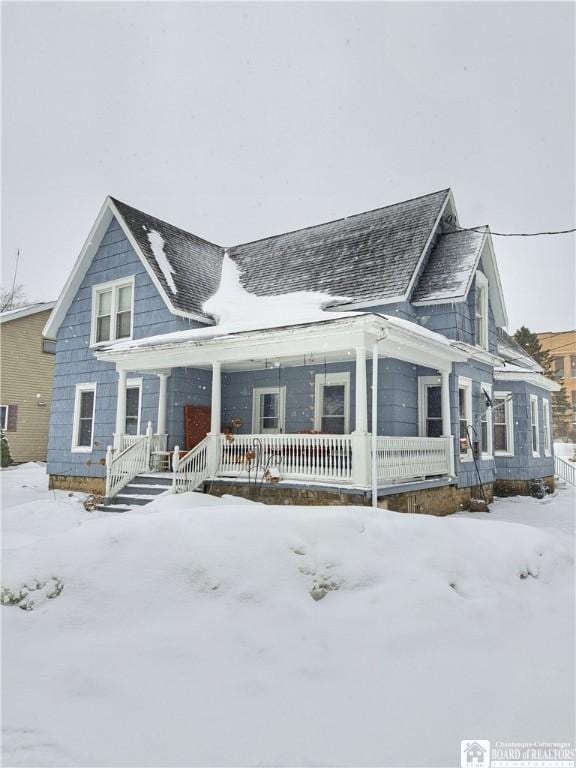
xmin=375 ymin=436 xmax=452 ymax=483
xmin=219 ymin=433 xmax=353 ymax=483
xmin=105 ymin=422 xmax=154 ymax=499
xmin=172 ymin=437 xmax=210 ymax=493
xmin=119 ymin=433 xmax=167 ymax=454
xmin=555 ymin=455 xmax=576 ymax=486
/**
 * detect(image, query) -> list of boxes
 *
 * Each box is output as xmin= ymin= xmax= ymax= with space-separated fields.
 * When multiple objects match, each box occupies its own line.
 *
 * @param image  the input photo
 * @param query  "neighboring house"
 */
xmin=0 ymin=302 xmax=56 ymax=462
xmin=537 ymin=330 xmax=576 ymax=435
xmin=43 ymin=189 xmax=559 ymax=512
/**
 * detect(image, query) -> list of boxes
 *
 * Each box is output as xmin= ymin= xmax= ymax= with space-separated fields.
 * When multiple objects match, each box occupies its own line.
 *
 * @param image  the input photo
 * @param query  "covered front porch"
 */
xmin=98 ymin=314 xmax=468 ymax=500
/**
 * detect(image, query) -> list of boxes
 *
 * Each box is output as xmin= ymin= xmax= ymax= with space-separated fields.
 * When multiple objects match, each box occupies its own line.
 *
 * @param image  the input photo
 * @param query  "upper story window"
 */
xmin=474 ymin=271 xmax=489 ymax=350
xmin=552 ymin=356 xmax=565 ymax=380
xmin=571 ymin=356 xmax=576 ymax=378
xmin=91 ymin=277 xmax=134 ymax=346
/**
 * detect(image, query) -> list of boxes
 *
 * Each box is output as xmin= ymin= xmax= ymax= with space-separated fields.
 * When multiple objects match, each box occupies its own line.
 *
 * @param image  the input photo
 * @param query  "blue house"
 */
xmin=43 ymin=189 xmax=559 ymax=512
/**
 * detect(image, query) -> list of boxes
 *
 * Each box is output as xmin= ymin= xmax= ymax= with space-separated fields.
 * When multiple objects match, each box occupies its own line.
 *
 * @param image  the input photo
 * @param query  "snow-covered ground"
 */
xmin=2 ymin=464 xmax=574 ymax=767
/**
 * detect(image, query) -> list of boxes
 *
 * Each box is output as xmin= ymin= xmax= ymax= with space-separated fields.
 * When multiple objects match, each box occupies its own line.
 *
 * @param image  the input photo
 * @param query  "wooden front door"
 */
xmin=184 ymin=405 xmax=211 ymax=451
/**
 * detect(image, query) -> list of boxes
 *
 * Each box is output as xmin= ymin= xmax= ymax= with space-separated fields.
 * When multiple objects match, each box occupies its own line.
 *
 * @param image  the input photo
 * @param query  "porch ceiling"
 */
xmin=96 ymin=313 xmax=469 ymax=373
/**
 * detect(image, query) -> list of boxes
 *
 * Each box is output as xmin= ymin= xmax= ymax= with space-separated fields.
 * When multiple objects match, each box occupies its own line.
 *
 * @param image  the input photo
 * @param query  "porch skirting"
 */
xmin=203 ymin=476 xmax=490 ymax=515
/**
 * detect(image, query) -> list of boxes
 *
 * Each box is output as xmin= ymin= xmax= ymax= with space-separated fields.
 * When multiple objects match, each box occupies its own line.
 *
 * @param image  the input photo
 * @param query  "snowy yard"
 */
xmin=2 ymin=464 xmax=574 ymax=767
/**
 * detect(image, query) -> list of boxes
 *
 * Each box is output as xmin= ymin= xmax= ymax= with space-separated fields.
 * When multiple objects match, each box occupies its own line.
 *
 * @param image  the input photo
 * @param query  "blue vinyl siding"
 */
xmin=47 ymin=217 xmax=207 ymax=478
xmin=494 ymin=382 xmax=555 ymax=481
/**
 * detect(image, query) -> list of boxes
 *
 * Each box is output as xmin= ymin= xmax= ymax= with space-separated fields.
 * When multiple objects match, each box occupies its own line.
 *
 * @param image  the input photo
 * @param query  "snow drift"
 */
xmin=2 ymin=465 xmax=574 ymax=767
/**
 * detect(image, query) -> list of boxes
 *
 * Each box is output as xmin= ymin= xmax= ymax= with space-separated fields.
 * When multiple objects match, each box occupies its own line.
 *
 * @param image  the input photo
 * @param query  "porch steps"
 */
xmin=97 ymin=473 xmax=173 ymax=513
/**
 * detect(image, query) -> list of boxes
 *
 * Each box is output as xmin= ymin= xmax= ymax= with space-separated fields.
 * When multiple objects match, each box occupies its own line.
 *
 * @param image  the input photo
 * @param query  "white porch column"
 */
xmin=207 ymin=361 xmax=222 ymax=476
xmin=210 ymin=361 xmax=222 ymax=435
xmin=441 ymin=369 xmax=455 ymax=476
xmin=371 ymin=343 xmax=379 ymax=508
xmin=354 ymin=345 xmax=368 ymax=434
xmin=157 ymin=372 xmax=169 ymax=435
xmin=113 ymin=369 xmax=127 ymax=450
xmin=352 ymin=344 xmax=370 ymax=486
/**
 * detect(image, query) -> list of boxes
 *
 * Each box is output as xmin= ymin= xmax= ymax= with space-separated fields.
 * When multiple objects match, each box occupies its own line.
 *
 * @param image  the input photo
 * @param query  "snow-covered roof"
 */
xmin=496 ymin=329 xmax=543 ymax=372
xmin=46 ymin=188 xmax=510 ymax=338
xmin=412 ymin=228 xmax=486 ymax=303
xmin=0 ymin=302 xmax=55 ymax=324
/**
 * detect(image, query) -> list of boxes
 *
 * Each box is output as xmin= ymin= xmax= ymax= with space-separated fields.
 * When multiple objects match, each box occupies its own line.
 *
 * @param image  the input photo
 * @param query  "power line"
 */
xmin=447 ymin=224 xmax=576 ymax=238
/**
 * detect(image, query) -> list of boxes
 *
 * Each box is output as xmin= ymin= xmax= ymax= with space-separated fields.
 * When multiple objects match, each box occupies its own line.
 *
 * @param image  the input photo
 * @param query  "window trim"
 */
xmin=314 ymin=372 xmax=351 ymax=434
xmin=474 ymin=270 xmax=489 ymax=351
xmin=71 ymin=382 xmax=97 ymax=452
xmin=90 ymin=276 xmax=135 ymax=347
xmin=480 ymin=382 xmax=493 ymax=459
xmin=458 ymin=376 xmax=473 ymax=462
xmin=530 ymin=394 xmax=540 ymax=457
xmin=252 ymin=386 xmax=286 ymax=433
xmin=542 ymin=397 xmax=551 ymax=457
xmin=0 ymin=405 xmax=7 ymax=432
xmin=417 ymin=375 xmax=443 ymax=437
xmin=126 ymin=377 xmax=143 ymax=436
xmin=492 ymin=391 xmax=514 ymax=457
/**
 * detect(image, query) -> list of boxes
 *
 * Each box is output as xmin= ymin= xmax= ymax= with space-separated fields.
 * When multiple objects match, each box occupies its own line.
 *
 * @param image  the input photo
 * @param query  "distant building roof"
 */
xmin=0 ymin=301 xmax=56 ymax=324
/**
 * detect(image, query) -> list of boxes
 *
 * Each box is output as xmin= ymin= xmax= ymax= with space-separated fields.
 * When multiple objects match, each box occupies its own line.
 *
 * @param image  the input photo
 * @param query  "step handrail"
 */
xmin=554 ymin=454 xmax=576 ymax=486
xmin=105 ymin=422 xmax=153 ymax=499
xmin=172 ymin=436 xmax=210 ymax=493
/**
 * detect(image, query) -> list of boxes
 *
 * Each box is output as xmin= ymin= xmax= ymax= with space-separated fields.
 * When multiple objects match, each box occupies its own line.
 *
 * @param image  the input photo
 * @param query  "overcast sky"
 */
xmin=2 ymin=1 xmax=574 ymax=332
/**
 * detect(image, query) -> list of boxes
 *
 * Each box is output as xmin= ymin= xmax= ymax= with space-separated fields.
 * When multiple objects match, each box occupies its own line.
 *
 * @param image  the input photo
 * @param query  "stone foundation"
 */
xmin=493 ymin=476 xmax=555 ymax=497
xmin=378 ymin=484 xmax=494 ymax=516
xmin=49 ymin=474 xmax=106 ymax=495
xmin=206 ymin=480 xmax=494 ymax=515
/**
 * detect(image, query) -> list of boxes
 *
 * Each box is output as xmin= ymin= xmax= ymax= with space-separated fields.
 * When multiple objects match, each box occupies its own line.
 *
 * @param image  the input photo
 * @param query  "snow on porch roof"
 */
xmin=96 ymin=312 xmax=469 ymax=375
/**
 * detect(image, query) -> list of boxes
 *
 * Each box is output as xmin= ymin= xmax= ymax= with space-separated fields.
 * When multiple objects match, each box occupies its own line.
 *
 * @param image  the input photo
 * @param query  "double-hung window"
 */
xmin=480 ymin=383 xmax=493 ymax=458
xmin=542 ymin=398 xmax=551 ymax=456
xmin=493 ymin=393 xmax=514 ymax=455
xmin=125 ymin=379 xmax=142 ymax=435
xmin=91 ymin=278 xmax=134 ymax=345
xmin=252 ymin=387 xmax=286 ymax=433
xmin=72 ymin=383 xmax=97 ymax=451
xmin=553 ymin=356 xmax=565 ymax=380
xmin=474 ymin=271 xmax=489 ymax=350
xmin=458 ymin=377 xmax=473 ymax=459
xmin=571 ymin=356 xmax=576 ymax=379
xmin=314 ymin=373 xmax=350 ymax=434
xmin=530 ymin=395 xmax=540 ymax=457
xmin=572 ymin=392 xmax=576 ymax=425
xmin=0 ymin=405 xmax=8 ymax=432
xmin=418 ymin=377 xmax=443 ymax=437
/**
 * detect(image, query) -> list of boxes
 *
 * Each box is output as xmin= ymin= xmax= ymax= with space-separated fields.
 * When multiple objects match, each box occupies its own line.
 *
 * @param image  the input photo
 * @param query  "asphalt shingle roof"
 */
xmin=111 ymin=198 xmax=224 ymax=319
xmin=228 ymin=190 xmax=450 ymax=304
xmin=113 ymin=190 xmax=451 ymax=320
xmin=412 ymin=228 xmax=486 ymax=303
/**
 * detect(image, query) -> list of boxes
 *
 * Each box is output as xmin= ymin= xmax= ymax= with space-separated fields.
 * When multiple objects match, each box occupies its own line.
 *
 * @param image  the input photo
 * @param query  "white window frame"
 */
xmin=417 ymin=375 xmax=443 ymax=437
xmin=542 ymin=397 xmax=551 ymax=457
xmin=458 ymin=376 xmax=473 ymax=462
xmin=480 ymin=382 xmax=493 ymax=459
xmin=90 ymin=276 xmax=135 ymax=347
xmin=125 ymin=377 xmax=143 ymax=436
xmin=314 ymin=372 xmax=351 ymax=434
xmin=0 ymin=405 xmax=8 ymax=431
xmin=530 ymin=394 xmax=540 ymax=457
xmin=71 ymin=382 xmax=97 ymax=452
xmin=474 ymin=270 xmax=489 ymax=351
xmin=252 ymin=386 xmax=286 ymax=433
xmin=492 ymin=391 xmax=514 ymax=457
